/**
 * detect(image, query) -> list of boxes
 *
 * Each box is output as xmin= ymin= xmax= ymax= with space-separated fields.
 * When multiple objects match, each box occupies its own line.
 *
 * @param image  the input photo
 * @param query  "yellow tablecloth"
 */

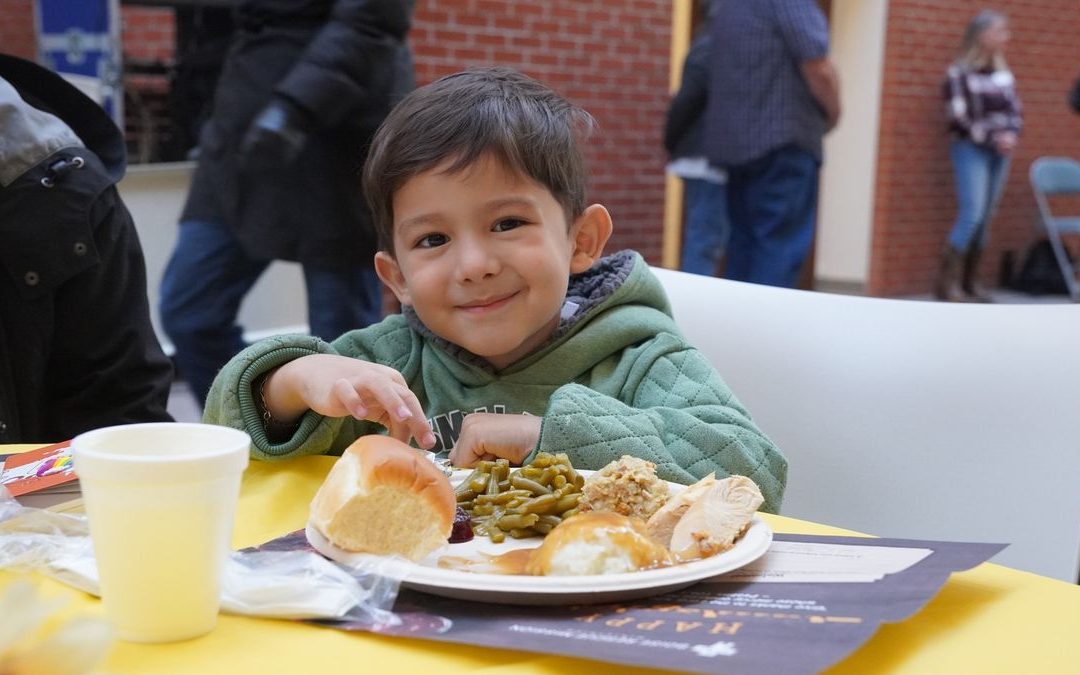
xmin=3 ymin=448 xmax=1079 ymax=673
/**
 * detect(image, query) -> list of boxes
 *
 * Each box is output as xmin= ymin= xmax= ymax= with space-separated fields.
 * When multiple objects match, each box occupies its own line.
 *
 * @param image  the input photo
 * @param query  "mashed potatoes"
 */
xmin=527 ymin=511 xmax=672 ymax=575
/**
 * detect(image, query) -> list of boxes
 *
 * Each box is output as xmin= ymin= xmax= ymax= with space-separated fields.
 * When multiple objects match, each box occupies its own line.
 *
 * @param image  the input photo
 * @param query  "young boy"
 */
xmin=203 ymin=67 xmax=787 ymax=512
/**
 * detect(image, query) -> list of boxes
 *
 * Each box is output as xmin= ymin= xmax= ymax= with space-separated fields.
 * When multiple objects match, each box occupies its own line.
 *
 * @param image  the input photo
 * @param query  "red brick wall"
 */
xmin=411 ymin=1 xmax=671 ymax=260
xmin=0 ymin=4 xmax=172 ymax=61
xmin=0 ymin=1 xmax=672 ymax=263
xmin=872 ymin=0 xmax=1080 ymax=296
xmin=0 ymin=0 xmax=35 ymax=60
xmin=121 ymin=7 xmax=176 ymax=63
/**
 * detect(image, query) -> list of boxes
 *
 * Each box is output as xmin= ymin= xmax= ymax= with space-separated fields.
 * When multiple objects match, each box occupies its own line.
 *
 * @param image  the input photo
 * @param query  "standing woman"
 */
xmin=936 ymin=10 xmax=1022 ymax=302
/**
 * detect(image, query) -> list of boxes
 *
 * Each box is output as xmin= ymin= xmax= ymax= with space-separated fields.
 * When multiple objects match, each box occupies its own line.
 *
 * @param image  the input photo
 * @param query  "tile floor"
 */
xmin=167 ymin=380 xmax=203 ymax=424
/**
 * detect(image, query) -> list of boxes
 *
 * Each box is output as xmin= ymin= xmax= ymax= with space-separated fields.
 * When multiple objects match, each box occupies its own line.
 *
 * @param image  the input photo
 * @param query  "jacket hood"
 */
xmin=405 ymin=249 xmax=677 ymax=383
xmin=0 ymin=54 xmax=126 ymax=186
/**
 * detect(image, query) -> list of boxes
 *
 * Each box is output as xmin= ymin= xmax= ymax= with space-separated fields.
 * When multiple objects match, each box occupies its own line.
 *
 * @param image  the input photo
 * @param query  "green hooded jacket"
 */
xmin=204 ymin=251 xmax=787 ymax=512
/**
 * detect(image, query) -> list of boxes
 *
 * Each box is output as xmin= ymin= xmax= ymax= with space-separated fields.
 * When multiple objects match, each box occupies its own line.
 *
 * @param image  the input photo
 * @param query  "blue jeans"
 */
xmin=680 ymin=178 xmax=729 ymax=276
xmin=723 ymin=145 xmax=820 ymax=288
xmin=160 ymin=219 xmax=382 ymax=406
xmin=948 ymin=139 xmax=1011 ymax=252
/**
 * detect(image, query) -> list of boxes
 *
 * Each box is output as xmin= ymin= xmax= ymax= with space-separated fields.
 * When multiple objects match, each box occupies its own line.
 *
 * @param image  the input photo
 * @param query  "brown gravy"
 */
xmin=437 ymin=512 xmax=675 ymax=576
xmin=438 ymin=547 xmax=537 ymax=575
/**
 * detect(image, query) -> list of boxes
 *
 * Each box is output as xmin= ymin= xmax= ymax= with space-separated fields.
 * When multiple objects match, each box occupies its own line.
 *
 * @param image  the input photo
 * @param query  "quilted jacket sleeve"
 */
xmin=535 ymin=338 xmax=787 ymax=513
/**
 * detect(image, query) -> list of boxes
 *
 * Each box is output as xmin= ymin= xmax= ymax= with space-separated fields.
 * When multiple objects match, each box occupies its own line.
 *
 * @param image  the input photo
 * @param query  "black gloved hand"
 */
xmin=239 ymin=98 xmax=311 ymax=168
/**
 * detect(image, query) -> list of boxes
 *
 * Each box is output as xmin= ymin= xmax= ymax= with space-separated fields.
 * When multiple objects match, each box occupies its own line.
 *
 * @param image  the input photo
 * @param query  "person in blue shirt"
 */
xmin=705 ymin=0 xmax=841 ymax=288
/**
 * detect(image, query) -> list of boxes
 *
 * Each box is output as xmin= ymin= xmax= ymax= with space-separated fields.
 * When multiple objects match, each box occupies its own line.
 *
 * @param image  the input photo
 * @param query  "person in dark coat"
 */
xmin=160 ymin=0 xmax=413 ymax=406
xmin=0 ymin=53 xmax=174 ymax=443
xmin=664 ymin=31 xmax=729 ymax=277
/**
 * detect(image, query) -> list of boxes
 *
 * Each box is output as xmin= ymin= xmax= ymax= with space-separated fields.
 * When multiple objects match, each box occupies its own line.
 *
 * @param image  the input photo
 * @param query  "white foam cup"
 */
xmin=72 ymin=422 xmax=250 ymax=643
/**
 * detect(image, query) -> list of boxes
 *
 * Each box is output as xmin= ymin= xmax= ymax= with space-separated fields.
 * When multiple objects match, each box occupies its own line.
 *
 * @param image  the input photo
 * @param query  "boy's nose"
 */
xmin=456 ymin=241 xmax=500 ymax=281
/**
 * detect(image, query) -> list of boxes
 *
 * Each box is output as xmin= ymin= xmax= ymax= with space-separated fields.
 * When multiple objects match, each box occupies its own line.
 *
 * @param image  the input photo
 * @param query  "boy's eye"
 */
xmin=415 ymin=233 xmax=449 ymax=249
xmin=493 ymin=218 xmax=526 ymax=232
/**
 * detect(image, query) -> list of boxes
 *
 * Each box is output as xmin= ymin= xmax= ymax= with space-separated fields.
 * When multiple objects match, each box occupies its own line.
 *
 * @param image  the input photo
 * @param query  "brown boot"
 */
xmin=934 ymin=247 xmax=968 ymax=302
xmin=962 ymin=247 xmax=993 ymax=303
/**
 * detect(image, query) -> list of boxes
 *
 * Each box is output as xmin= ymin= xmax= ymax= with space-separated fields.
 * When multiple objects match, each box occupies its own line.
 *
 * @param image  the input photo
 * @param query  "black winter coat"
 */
xmin=180 ymin=0 xmax=412 ymax=268
xmin=664 ymin=35 xmax=712 ymax=160
xmin=0 ymin=54 xmax=174 ymax=443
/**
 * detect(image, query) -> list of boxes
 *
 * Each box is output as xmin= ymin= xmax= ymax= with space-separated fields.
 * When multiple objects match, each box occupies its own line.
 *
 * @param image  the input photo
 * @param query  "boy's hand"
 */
xmin=449 ymin=413 xmax=542 ymax=467
xmin=265 ymin=355 xmax=435 ymax=448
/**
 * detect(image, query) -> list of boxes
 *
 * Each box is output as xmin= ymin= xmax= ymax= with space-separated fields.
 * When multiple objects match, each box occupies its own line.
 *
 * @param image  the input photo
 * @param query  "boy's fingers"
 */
xmin=359 ymin=381 xmax=425 ymax=445
xmin=359 ymin=379 xmax=412 ymax=422
xmin=385 ymin=419 xmax=412 ymax=444
xmin=448 ymin=445 xmax=476 ymax=468
xmin=399 ymin=394 xmax=435 ymax=448
xmin=342 ymin=374 xmax=431 ymax=449
xmin=448 ymin=434 xmax=494 ymax=467
xmin=332 ymin=379 xmax=367 ymax=418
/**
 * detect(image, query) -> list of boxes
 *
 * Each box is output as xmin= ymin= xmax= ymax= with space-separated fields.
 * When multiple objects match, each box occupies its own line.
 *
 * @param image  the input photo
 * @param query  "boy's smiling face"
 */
xmin=375 ymin=153 xmax=611 ymax=370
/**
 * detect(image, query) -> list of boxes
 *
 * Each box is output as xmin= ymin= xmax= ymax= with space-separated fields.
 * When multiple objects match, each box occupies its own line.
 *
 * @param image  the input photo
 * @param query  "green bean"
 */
xmin=510 ymin=475 xmax=551 ymax=496
xmin=485 ymin=470 xmax=501 ymax=496
xmin=456 ymin=452 xmax=585 ymax=542
xmin=455 ymin=488 xmax=477 ymax=502
xmin=468 ymin=473 xmax=490 ymax=494
xmin=496 ymin=513 xmax=540 ymax=530
xmin=555 ymin=493 xmax=582 ymax=512
xmin=455 ymin=468 xmax=483 ymax=496
xmin=531 ymin=452 xmax=555 ymax=468
xmin=519 ymin=466 xmax=543 ymax=479
xmin=555 ymin=483 xmax=578 ymax=497
xmin=475 ymin=489 xmax=531 ymax=505
xmin=536 ymin=514 xmax=562 ymax=528
xmin=521 ymin=493 xmax=558 ymax=513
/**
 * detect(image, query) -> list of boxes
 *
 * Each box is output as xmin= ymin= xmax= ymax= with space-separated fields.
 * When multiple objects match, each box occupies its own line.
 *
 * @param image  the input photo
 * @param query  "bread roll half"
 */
xmin=310 ymin=435 xmax=455 ymax=561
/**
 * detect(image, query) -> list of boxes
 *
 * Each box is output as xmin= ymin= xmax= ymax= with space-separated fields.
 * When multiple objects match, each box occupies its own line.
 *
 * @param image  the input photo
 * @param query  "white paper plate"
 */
xmin=305 ymin=470 xmax=772 ymax=605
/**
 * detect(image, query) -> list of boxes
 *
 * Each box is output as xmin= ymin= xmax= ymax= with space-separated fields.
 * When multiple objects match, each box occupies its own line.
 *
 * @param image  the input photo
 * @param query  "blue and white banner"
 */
xmin=34 ymin=0 xmax=123 ymax=126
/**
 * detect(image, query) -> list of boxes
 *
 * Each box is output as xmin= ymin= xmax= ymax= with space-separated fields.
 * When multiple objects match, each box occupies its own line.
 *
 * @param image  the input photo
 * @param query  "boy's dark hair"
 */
xmin=362 ymin=66 xmax=594 ymax=254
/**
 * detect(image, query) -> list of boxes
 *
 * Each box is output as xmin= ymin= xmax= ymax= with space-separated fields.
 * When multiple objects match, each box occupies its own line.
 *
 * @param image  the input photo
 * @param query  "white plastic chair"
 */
xmin=1030 ymin=156 xmax=1080 ymax=301
xmin=652 ymin=266 xmax=1080 ymax=582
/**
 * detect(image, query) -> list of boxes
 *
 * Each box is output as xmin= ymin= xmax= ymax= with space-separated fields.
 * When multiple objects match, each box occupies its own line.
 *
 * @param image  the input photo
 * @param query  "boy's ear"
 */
xmin=374 ymin=251 xmax=411 ymax=306
xmin=569 ymin=204 xmax=613 ymax=274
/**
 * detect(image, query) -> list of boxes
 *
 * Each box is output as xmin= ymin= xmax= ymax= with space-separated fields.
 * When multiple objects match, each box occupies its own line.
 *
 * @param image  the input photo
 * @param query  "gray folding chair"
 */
xmin=1029 ymin=156 xmax=1080 ymax=301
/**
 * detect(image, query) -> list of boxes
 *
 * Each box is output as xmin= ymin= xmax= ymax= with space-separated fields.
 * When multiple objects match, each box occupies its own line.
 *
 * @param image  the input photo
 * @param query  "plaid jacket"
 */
xmin=944 ymin=64 xmax=1023 ymax=145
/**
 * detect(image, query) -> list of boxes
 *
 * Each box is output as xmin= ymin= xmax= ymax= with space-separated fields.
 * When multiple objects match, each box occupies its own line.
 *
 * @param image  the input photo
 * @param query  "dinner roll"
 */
xmin=310 ymin=435 xmax=455 ymax=561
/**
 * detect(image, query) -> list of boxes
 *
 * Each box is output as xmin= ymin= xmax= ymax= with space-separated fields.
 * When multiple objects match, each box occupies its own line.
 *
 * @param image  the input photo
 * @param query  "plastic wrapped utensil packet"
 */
xmin=220 ymin=549 xmax=404 ymax=622
xmin=0 ymin=487 xmax=404 ymax=623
